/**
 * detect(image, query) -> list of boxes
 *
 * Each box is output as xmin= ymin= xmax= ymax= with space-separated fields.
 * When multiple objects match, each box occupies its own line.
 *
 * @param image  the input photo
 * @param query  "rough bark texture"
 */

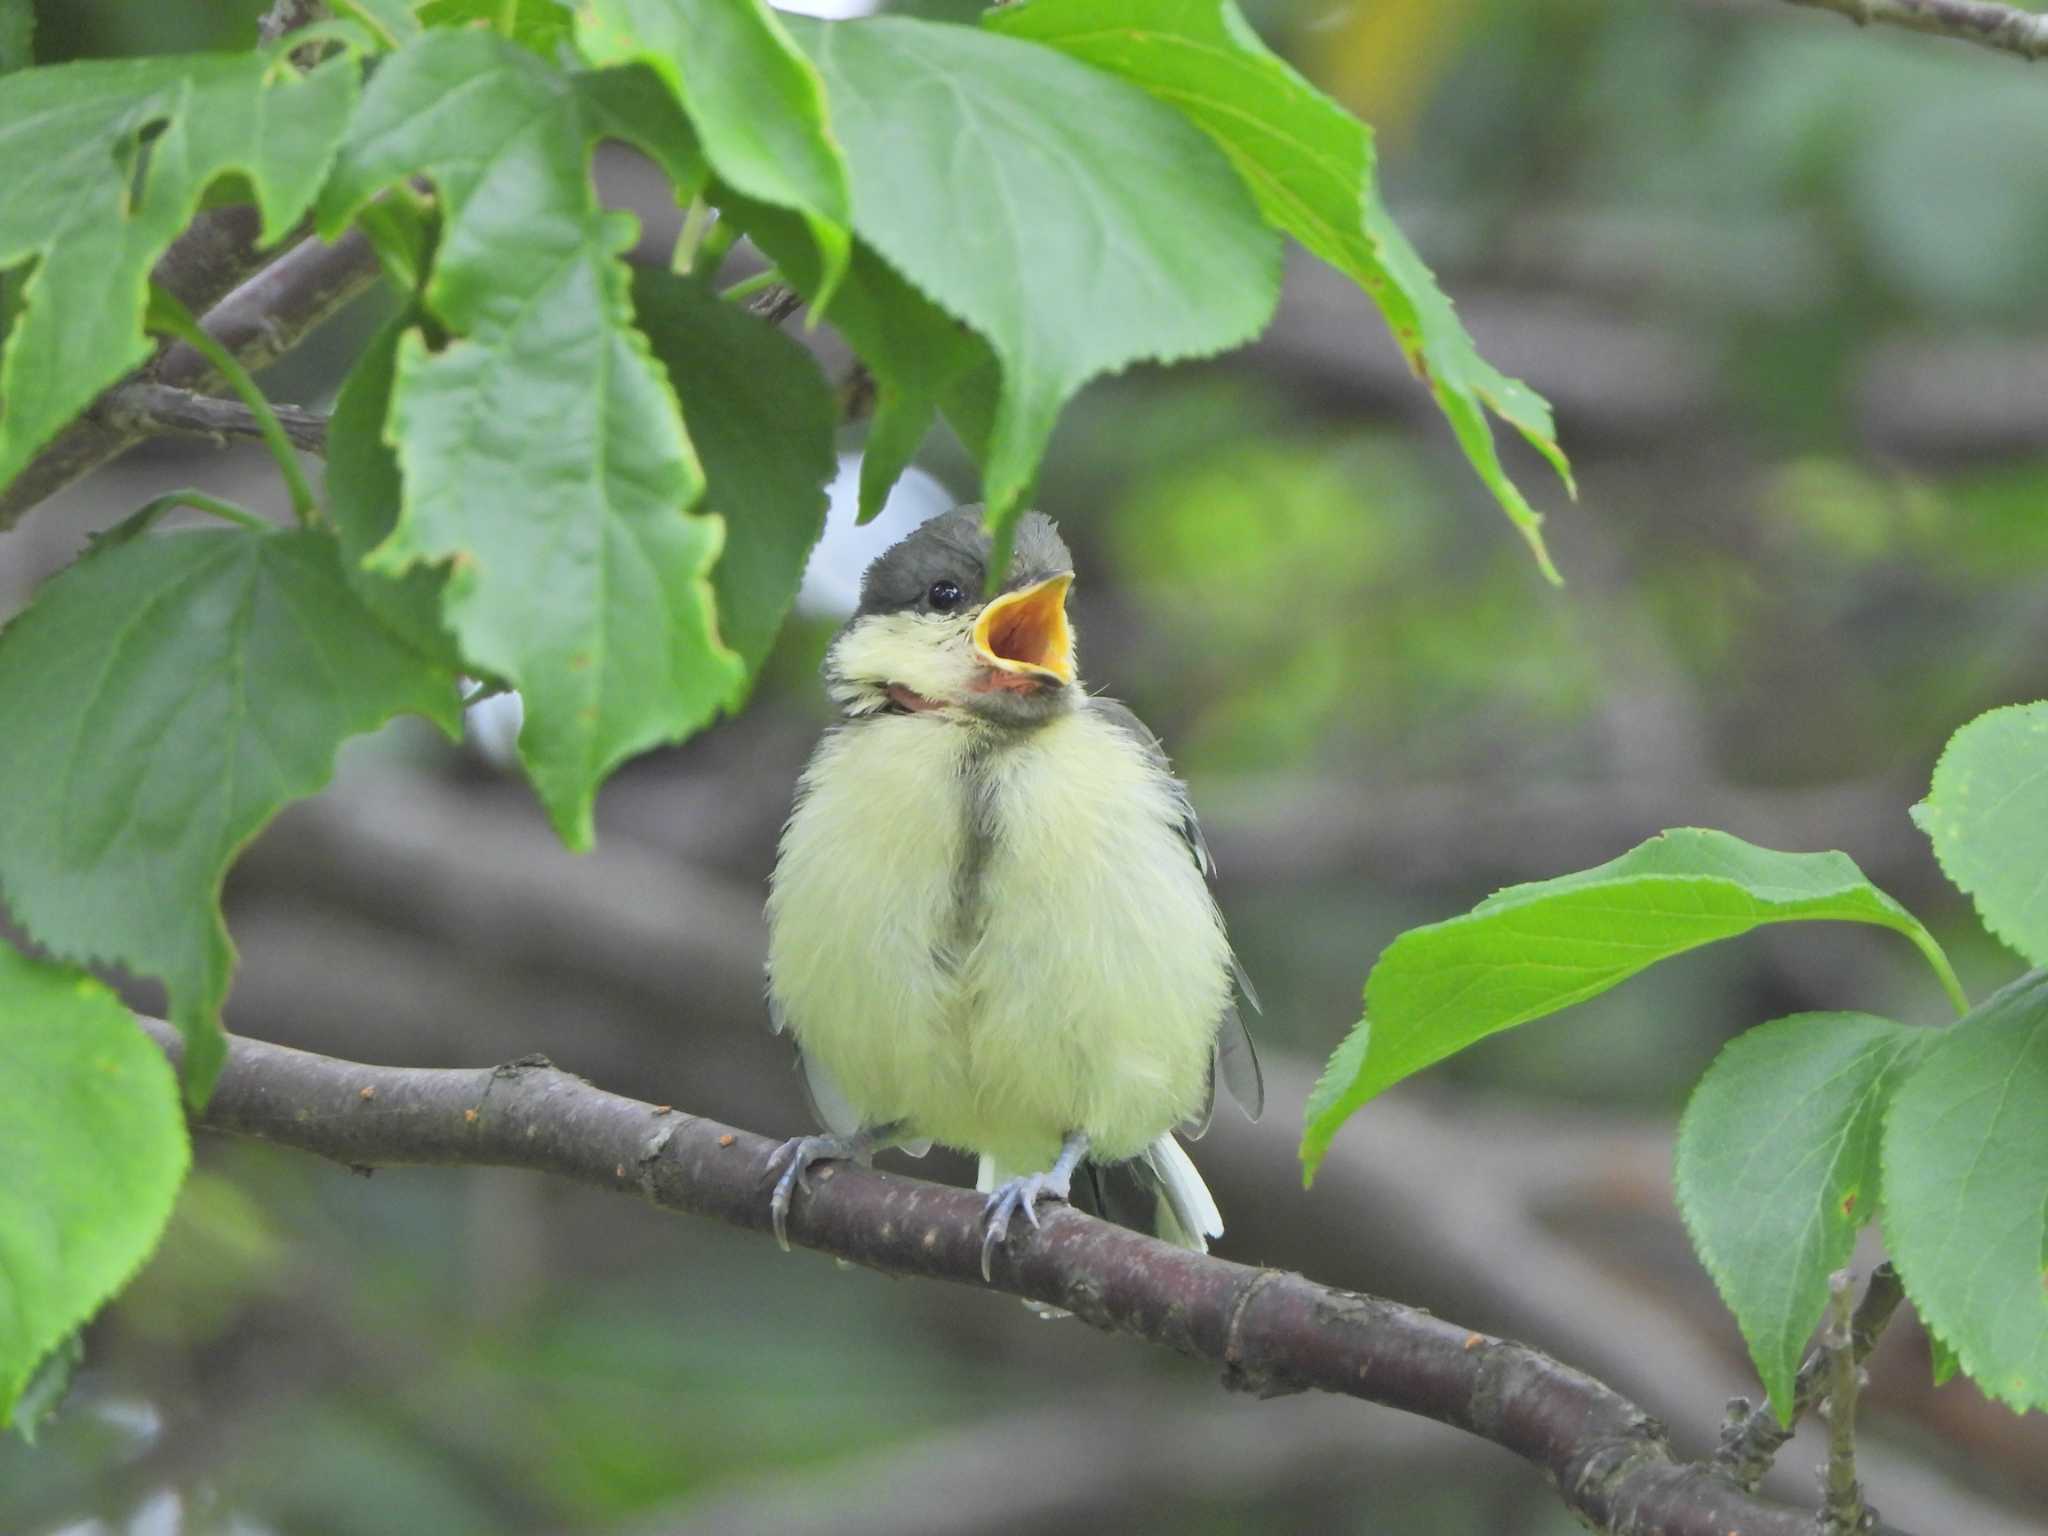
xmin=142 ymin=1020 xmax=1918 ymax=1536
xmin=1778 ymin=0 xmax=2048 ymax=59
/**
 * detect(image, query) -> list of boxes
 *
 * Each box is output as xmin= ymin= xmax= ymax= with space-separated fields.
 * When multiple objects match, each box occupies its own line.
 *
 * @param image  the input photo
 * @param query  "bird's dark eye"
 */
xmin=927 ymin=580 xmax=965 ymax=611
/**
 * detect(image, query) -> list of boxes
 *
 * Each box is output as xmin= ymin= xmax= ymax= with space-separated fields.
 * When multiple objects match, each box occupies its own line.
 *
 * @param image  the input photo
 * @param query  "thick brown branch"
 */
xmin=1775 ymin=0 xmax=2048 ymax=59
xmin=0 ymin=229 xmax=377 ymax=529
xmin=98 ymin=382 xmax=327 ymax=455
xmin=141 ymin=1019 xmax=1916 ymax=1536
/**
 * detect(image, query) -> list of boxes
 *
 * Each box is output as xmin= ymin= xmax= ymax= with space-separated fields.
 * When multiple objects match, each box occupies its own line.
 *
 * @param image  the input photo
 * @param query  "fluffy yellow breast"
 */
xmin=766 ymin=705 xmax=1231 ymax=1171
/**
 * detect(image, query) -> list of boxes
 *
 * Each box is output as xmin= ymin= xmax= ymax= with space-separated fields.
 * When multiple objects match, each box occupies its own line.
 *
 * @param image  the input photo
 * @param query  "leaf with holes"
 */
xmin=0 ymin=528 xmax=460 ymax=1099
xmin=0 ymin=48 xmax=355 ymax=503
xmin=632 ymin=270 xmax=835 ymax=684
xmin=1883 ymin=969 xmax=2048 ymax=1413
xmin=1676 ymin=1012 xmax=1928 ymax=1423
xmin=1913 ymin=701 xmax=2048 ymax=967
xmin=782 ymin=14 xmax=1280 ymax=570
xmin=989 ymin=0 xmax=1571 ymax=581
xmin=576 ymin=0 xmax=850 ymax=301
xmin=0 ymin=944 xmax=188 ymax=1427
xmin=320 ymin=31 xmax=739 ymax=847
xmin=1302 ymin=829 xmax=1965 ymax=1180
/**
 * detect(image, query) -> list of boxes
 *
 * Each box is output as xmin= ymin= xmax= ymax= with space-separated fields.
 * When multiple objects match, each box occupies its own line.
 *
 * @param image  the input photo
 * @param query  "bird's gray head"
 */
xmin=825 ymin=506 xmax=1078 ymax=729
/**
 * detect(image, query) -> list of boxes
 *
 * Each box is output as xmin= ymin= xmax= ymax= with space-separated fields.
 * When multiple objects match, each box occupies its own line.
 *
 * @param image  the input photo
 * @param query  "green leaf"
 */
xmin=418 ymin=0 xmax=571 ymax=53
xmin=783 ymin=14 xmax=1281 ymax=556
xmin=1301 ymin=829 xmax=1965 ymax=1181
xmin=9 ymin=1330 xmax=81 ymax=1444
xmin=0 ymin=49 xmax=356 ymax=503
xmin=0 ymin=0 xmax=30 ymax=76
xmin=575 ymin=0 xmax=851 ymax=302
xmin=319 ymin=31 xmax=739 ymax=848
xmin=0 ymin=943 xmax=188 ymax=1426
xmin=1928 ymin=1329 xmax=1961 ymax=1388
xmin=1883 ymin=968 xmax=2048 ymax=1413
xmin=1912 ymin=701 xmax=2048 ymax=967
xmin=988 ymin=0 xmax=1571 ymax=584
xmin=332 ymin=0 xmax=422 ymax=48
xmin=325 ymin=310 xmax=461 ymax=669
xmin=632 ymin=269 xmax=834 ymax=685
xmin=725 ymin=197 xmax=989 ymax=526
xmin=0 ymin=528 xmax=460 ymax=1100
xmin=1675 ymin=1012 xmax=1928 ymax=1424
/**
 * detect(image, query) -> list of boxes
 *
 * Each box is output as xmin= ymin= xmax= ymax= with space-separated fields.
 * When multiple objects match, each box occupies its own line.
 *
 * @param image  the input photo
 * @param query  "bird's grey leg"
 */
xmin=981 ymin=1131 xmax=1091 ymax=1281
xmin=766 ymin=1121 xmax=907 ymax=1253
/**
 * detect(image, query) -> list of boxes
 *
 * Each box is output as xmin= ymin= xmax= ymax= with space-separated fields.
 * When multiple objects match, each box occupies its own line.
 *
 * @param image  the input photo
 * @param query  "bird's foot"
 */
xmin=766 ymin=1132 xmax=865 ymax=1253
xmin=980 ymin=1132 xmax=1090 ymax=1281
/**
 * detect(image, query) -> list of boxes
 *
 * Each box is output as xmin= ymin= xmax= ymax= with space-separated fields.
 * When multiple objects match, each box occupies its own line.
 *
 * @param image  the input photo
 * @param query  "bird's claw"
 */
xmin=980 ymin=1168 xmax=1071 ymax=1281
xmin=767 ymin=1133 xmax=856 ymax=1253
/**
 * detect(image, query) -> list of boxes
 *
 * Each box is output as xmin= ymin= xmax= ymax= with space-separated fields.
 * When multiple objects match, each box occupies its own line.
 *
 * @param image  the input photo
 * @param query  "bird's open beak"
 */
xmin=973 ymin=573 xmax=1075 ymax=686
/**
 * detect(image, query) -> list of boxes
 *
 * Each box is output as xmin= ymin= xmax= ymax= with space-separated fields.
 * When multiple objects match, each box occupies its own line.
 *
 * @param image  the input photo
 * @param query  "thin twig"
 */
xmin=747 ymin=283 xmax=806 ymax=327
xmin=1774 ymin=0 xmax=2048 ymax=60
xmin=1820 ymin=1271 xmax=1872 ymax=1533
xmin=0 ymin=229 xmax=378 ymax=529
xmin=96 ymin=383 xmax=328 ymax=455
xmin=145 ymin=283 xmax=320 ymax=523
xmin=837 ymin=359 xmax=878 ymax=428
xmin=138 ymin=1019 xmax=1921 ymax=1536
xmin=1715 ymin=1264 xmax=1904 ymax=1491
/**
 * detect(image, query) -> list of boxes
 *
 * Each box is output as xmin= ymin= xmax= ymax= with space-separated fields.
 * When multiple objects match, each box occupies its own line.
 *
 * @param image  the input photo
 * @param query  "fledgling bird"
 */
xmin=764 ymin=507 xmax=1261 ymax=1278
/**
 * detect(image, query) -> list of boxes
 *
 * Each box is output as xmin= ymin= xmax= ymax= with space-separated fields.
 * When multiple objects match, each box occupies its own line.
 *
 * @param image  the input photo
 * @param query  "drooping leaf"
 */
xmin=0 ymin=49 xmax=356 ymax=507
xmin=725 ymin=198 xmax=989 ymax=525
xmin=1302 ymin=829 xmax=1965 ymax=1180
xmin=324 ymin=310 xmax=461 ymax=669
xmin=0 ymin=943 xmax=188 ymax=1425
xmin=418 ymin=0 xmax=571 ymax=53
xmin=1883 ymin=968 xmax=2048 ymax=1413
xmin=631 ymin=270 xmax=834 ymax=685
xmin=1912 ymin=701 xmax=2048 ymax=967
xmin=782 ymin=14 xmax=1282 ymax=560
xmin=1675 ymin=1012 xmax=1928 ymax=1424
xmin=575 ymin=0 xmax=851 ymax=301
xmin=988 ymin=0 xmax=1571 ymax=582
xmin=319 ymin=31 xmax=740 ymax=847
xmin=0 ymin=528 xmax=461 ymax=1099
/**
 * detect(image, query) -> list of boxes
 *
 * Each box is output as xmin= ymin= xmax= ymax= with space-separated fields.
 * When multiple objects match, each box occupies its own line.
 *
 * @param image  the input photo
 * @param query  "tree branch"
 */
xmin=1716 ymin=1264 xmax=1904 ymax=1490
xmin=140 ymin=1018 xmax=1918 ymax=1536
xmin=1774 ymin=0 xmax=2048 ymax=60
xmin=1820 ymin=1271 xmax=1872 ymax=1533
xmin=96 ymin=383 xmax=328 ymax=455
xmin=0 ymin=228 xmax=377 ymax=530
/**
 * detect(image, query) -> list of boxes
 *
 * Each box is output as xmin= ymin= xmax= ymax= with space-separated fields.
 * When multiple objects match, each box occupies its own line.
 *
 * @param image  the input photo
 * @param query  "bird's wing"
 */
xmin=1089 ymin=697 xmax=1264 ymax=1125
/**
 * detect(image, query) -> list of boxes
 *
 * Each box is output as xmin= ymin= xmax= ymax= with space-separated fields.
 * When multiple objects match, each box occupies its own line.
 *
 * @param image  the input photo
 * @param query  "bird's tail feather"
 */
xmin=1137 ymin=1134 xmax=1224 ymax=1252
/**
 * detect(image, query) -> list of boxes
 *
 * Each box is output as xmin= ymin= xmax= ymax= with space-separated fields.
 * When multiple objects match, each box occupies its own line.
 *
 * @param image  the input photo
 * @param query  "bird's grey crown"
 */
xmin=856 ymin=506 xmax=1073 ymax=616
